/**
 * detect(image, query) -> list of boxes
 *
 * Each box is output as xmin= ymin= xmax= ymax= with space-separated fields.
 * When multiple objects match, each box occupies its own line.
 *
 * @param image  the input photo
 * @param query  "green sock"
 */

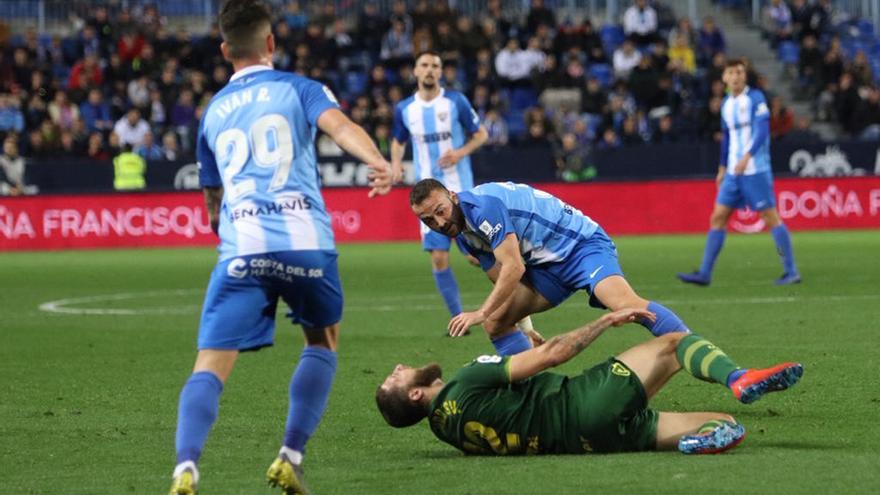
xmin=675 ymin=335 xmax=740 ymax=386
xmin=697 ymin=419 xmax=729 ymax=435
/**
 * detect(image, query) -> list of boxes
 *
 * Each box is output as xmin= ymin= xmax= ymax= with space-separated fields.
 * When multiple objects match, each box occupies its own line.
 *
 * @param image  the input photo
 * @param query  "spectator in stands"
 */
xmin=850 ymin=51 xmax=874 ymax=88
xmin=68 ymin=53 xmax=104 ymax=91
xmin=113 ymin=107 xmax=150 ymax=148
xmin=456 ymin=17 xmax=490 ymax=61
xmin=797 ymin=34 xmax=823 ymax=92
xmin=372 ymin=123 xmax=392 ymax=157
xmin=699 ymin=96 xmax=724 ymax=142
xmin=668 ymin=34 xmax=697 ymax=75
xmin=495 ymin=38 xmax=531 ymax=88
xmin=117 ymin=30 xmax=145 ymax=63
xmin=629 ymin=56 xmax=660 ymax=110
xmin=47 ymin=91 xmax=79 ymax=131
xmin=283 ymin=1 xmax=309 ymax=30
xmin=766 ymin=0 xmax=793 ymax=46
xmin=668 ymin=17 xmax=697 ymax=50
xmin=331 ymin=20 xmax=356 ymax=71
xmin=433 ymin=21 xmax=461 ymax=65
xmin=597 ymin=127 xmax=621 ymax=149
xmin=161 ymin=131 xmax=180 ymax=161
xmin=555 ymin=132 xmax=595 ymax=181
xmin=304 ymin=23 xmax=336 ymax=70
xmin=769 ymin=96 xmax=795 ymax=139
xmin=650 ymin=39 xmax=671 ymax=73
xmin=526 ymin=0 xmax=556 ymax=35
xmin=79 ymin=88 xmax=113 ymax=132
xmin=24 ymin=94 xmax=48 ymax=130
xmin=0 ymin=135 xmax=26 ymax=195
xmin=483 ymin=108 xmax=509 ymax=147
xmin=782 ymin=116 xmax=820 ymax=143
xmin=789 ymin=0 xmax=812 ymax=40
xmin=380 ymin=18 xmax=414 ymax=69
xmin=850 ymin=87 xmax=880 ymax=141
xmin=26 ymin=128 xmax=49 ymax=159
xmin=560 ymin=58 xmax=587 ymax=89
xmin=134 ymin=131 xmax=163 ymax=161
xmin=833 ymin=73 xmax=860 ymax=134
xmin=148 ymin=88 xmax=167 ymax=128
xmin=170 ymin=89 xmax=195 ymax=138
xmin=412 ymin=25 xmax=434 ymax=55
xmin=620 ymin=115 xmax=645 ymax=146
xmin=804 ymin=0 xmax=833 ymax=40
xmin=58 ymin=130 xmax=82 ymax=156
xmin=441 ymin=64 xmax=465 ymax=92
xmin=485 ymin=0 xmax=515 ymax=44
xmin=85 ymin=132 xmax=110 ymax=161
xmin=78 ymin=24 xmax=102 ymax=59
xmin=112 ymin=143 xmax=146 ymax=190
xmin=613 ymin=39 xmax=642 ymax=79
xmin=0 ymin=94 xmax=25 ymax=135
xmin=697 ymin=17 xmax=725 ymax=62
xmin=651 ymin=114 xmax=679 ymax=143
xmin=623 ymin=0 xmax=658 ymax=46
xmin=390 ymin=1 xmax=413 ymax=34
xmin=581 ymin=77 xmax=607 ymax=115
xmin=127 ymin=73 xmax=151 ymax=109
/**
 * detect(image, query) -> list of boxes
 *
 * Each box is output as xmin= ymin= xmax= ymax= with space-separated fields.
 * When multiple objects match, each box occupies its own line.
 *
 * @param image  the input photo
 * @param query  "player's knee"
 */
xmin=482 ymin=318 xmax=508 ymax=338
xmin=718 ymin=413 xmax=736 ymax=424
xmin=430 ymin=250 xmax=450 ymax=270
xmin=303 ymin=325 xmax=339 ymax=351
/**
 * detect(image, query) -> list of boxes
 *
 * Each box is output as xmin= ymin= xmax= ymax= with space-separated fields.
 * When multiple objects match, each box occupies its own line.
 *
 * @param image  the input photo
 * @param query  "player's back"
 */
xmin=468 ymin=182 xmax=598 ymax=263
xmin=199 ymin=67 xmax=339 ymax=260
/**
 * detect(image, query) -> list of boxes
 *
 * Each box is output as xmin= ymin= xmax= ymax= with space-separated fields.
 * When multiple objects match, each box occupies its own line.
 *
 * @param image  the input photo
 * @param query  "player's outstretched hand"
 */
xmin=448 ymin=310 xmax=485 ymax=337
xmin=604 ymin=308 xmax=655 ymax=328
xmin=368 ymin=161 xmax=393 ymax=198
xmin=438 ymin=149 xmax=463 ymax=168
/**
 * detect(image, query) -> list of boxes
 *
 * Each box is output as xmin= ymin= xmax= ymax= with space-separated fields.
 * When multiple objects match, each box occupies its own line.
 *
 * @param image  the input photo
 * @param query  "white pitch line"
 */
xmin=37 ymin=290 xmax=880 ymax=317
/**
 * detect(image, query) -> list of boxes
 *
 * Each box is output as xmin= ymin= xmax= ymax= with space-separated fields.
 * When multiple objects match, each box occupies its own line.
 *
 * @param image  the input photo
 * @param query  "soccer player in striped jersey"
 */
xmin=376 ymin=308 xmax=803 ymax=456
xmin=391 ymin=51 xmax=490 ymax=329
xmin=409 ymin=179 xmax=692 ymax=357
xmin=169 ymin=1 xmax=392 ymax=494
xmin=678 ymin=58 xmax=800 ymax=286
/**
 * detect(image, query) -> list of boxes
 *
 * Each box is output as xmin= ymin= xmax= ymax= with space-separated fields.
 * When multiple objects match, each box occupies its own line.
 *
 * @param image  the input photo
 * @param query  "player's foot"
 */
xmin=169 ymin=461 xmax=198 ymax=495
xmin=774 ymin=272 xmax=802 ymax=285
xmin=677 ymin=271 xmax=711 ymax=286
xmin=679 ymin=421 xmax=746 ymax=455
xmin=267 ymin=454 xmax=311 ymax=495
xmin=731 ymin=362 xmax=803 ymax=404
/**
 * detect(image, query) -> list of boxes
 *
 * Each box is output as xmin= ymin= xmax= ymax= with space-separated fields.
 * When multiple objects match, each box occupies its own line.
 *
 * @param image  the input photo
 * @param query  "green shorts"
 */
xmin=566 ymin=358 xmax=658 ymax=453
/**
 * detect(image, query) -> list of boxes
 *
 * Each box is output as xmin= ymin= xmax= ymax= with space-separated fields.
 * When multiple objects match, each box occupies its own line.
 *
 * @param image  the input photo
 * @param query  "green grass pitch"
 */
xmin=1 ymin=230 xmax=878 ymax=494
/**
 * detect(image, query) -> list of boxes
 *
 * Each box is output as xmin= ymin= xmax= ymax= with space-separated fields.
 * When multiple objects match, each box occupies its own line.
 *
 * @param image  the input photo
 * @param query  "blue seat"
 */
xmin=857 ymin=19 xmax=875 ymax=38
xmin=345 ymin=71 xmax=368 ymax=96
xmin=506 ymin=110 xmax=527 ymax=139
xmin=778 ymin=41 xmax=800 ymax=65
xmin=600 ymin=24 xmax=625 ymax=53
xmin=510 ymin=88 xmax=538 ymax=111
xmin=588 ymin=63 xmax=613 ymax=88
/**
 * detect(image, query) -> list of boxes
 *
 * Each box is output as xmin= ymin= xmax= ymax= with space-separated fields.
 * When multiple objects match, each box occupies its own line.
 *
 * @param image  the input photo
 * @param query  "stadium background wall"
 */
xmin=1 ymin=177 xmax=878 ymax=250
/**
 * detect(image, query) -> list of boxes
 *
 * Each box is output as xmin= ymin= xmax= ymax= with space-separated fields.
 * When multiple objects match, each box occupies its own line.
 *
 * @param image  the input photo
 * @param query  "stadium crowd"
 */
xmin=0 ymin=0 xmax=877 ymax=189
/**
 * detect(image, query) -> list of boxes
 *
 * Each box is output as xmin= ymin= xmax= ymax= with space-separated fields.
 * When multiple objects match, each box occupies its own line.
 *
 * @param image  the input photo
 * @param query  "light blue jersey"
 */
xmin=198 ymin=65 xmax=339 ymax=261
xmin=720 ymin=86 xmax=771 ymax=176
xmin=392 ymin=88 xmax=480 ymax=193
xmin=456 ymin=182 xmax=600 ymax=267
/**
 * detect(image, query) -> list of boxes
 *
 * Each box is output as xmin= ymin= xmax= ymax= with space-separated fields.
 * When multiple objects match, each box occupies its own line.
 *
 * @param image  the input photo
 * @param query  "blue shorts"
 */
xmin=716 ymin=171 xmax=776 ymax=211
xmin=522 ymin=228 xmax=624 ymax=309
xmin=197 ymin=250 xmax=343 ymax=351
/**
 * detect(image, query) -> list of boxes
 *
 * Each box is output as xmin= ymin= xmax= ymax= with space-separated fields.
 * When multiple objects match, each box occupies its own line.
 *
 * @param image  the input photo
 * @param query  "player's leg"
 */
xmin=747 ymin=172 xmax=800 ymax=284
xmin=593 ymin=275 xmax=690 ymax=336
xmin=425 ymin=228 xmax=463 ymax=318
xmin=269 ymin=250 xmax=343 ymax=495
xmin=172 ymin=257 xmax=277 ymax=494
xmin=482 ymin=264 xmax=541 ymax=347
xmin=655 ymin=412 xmax=745 ymax=454
xmin=678 ymin=202 xmax=734 ymax=285
xmin=482 ymin=281 xmax=555 ymax=355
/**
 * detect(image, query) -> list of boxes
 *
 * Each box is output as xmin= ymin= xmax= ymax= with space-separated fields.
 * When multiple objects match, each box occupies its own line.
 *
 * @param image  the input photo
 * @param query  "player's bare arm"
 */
xmin=390 ymin=138 xmax=407 ymax=183
xmin=318 ymin=108 xmax=392 ymax=197
xmin=203 ymin=186 xmax=223 ymax=234
xmin=448 ymin=233 xmax=524 ymax=336
xmin=506 ymin=308 xmax=655 ymax=381
xmin=715 ymin=165 xmax=726 ymax=187
xmin=438 ymin=126 xmax=488 ymax=168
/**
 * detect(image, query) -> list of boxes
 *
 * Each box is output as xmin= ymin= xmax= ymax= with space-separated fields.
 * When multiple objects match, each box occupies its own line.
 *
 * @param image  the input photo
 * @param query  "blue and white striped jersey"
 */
xmin=392 ymin=88 xmax=481 ymax=192
xmin=721 ymin=86 xmax=771 ymax=175
xmin=198 ymin=66 xmax=339 ymax=261
xmin=455 ymin=182 xmax=599 ymax=268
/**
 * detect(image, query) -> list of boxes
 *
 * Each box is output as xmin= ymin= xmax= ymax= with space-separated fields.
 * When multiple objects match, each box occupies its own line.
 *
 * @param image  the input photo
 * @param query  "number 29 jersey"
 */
xmin=198 ymin=65 xmax=339 ymax=261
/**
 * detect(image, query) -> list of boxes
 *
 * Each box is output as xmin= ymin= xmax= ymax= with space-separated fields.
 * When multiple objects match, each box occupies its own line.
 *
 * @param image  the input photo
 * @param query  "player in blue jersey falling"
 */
xmin=678 ymin=58 xmax=800 ymax=287
xmin=391 ymin=52 xmax=517 ymax=335
xmin=409 ymin=179 xmax=694 ymax=356
xmin=168 ymin=1 xmax=392 ymax=494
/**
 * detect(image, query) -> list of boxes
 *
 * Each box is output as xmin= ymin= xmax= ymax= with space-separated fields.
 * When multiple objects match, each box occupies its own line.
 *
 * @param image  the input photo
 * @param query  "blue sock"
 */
xmin=698 ymin=229 xmax=726 ymax=278
xmin=726 ymin=369 xmax=747 ymax=388
xmin=433 ymin=268 xmax=462 ymax=317
xmin=284 ymin=346 xmax=338 ymax=453
xmin=175 ymin=371 xmax=224 ymax=464
xmin=491 ymin=330 xmax=532 ymax=356
xmin=641 ymin=301 xmax=691 ymax=336
xmin=771 ymin=225 xmax=797 ymax=275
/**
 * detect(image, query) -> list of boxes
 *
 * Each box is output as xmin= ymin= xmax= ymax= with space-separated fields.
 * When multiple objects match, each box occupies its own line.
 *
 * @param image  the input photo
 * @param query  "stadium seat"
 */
xmin=778 ymin=41 xmax=800 ymax=65
xmin=345 ymin=71 xmax=368 ymax=96
xmin=600 ymin=24 xmax=625 ymax=53
xmin=857 ymin=19 xmax=875 ymax=38
xmin=506 ymin=109 xmax=527 ymax=139
xmin=588 ymin=63 xmax=613 ymax=88
xmin=511 ymin=88 xmax=538 ymax=111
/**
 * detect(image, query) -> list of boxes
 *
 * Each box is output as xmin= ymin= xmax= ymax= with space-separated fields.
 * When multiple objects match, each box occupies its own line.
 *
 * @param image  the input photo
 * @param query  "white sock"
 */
xmin=516 ymin=316 xmax=534 ymax=332
xmin=280 ymin=446 xmax=303 ymax=466
xmin=173 ymin=460 xmax=199 ymax=484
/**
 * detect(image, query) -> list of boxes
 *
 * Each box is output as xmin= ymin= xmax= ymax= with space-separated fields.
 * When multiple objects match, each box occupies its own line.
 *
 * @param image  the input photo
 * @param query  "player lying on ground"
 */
xmin=410 ymin=179 xmax=692 ymax=357
xmin=377 ymin=308 xmax=803 ymax=455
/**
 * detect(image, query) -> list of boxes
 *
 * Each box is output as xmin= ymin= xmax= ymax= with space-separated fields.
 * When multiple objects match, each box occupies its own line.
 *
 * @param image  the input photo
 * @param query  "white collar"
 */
xmin=229 ymin=64 xmax=272 ymax=82
xmin=415 ymin=87 xmax=445 ymax=105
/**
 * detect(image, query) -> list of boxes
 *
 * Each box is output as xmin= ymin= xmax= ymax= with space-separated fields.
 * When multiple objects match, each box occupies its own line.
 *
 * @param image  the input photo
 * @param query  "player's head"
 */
xmin=375 ymin=363 xmax=443 ymax=428
xmin=722 ymin=58 xmax=748 ymax=94
xmin=414 ymin=51 xmax=443 ymax=91
xmin=218 ymin=0 xmax=274 ymax=63
xmin=410 ymin=178 xmax=465 ymax=238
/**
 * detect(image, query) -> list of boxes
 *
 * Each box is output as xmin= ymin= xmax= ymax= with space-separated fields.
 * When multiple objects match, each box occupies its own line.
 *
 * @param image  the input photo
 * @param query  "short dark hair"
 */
xmin=725 ymin=57 xmax=748 ymax=70
xmin=414 ymin=50 xmax=443 ymax=66
xmin=218 ymin=0 xmax=272 ymax=59
xmin=375 ymin=385 xmax=427 ymax=428
xmin=409 ymin=178 xmax=448 ymax=206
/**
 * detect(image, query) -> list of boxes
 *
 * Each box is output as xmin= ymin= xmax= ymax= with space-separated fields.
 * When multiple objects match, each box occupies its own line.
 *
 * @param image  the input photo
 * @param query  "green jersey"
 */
xmin=428 ymin=355 xmax=658 ymax=455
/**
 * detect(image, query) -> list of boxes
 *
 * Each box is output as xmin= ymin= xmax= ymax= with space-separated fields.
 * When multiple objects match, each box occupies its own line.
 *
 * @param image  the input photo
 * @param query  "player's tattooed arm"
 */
xmin=506 ymin=308 xmax=655 ymax=381
xmin=203 ymin=187 xmax=223 ymax=234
